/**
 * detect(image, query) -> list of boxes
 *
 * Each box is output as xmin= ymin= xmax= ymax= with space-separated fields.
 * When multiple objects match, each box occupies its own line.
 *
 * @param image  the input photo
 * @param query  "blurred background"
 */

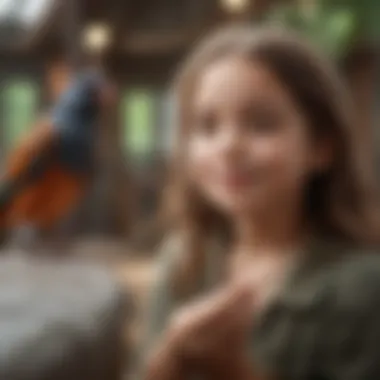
xmin=0 ymin=0 xmax=379 ymax=242
xmin=0 ymin=0 xmax=379 ymax=374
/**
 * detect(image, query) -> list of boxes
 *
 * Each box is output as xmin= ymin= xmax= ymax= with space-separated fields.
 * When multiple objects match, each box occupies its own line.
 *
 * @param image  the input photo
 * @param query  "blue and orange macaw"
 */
xmin=0 ymin=71 xmax=108 ymax=241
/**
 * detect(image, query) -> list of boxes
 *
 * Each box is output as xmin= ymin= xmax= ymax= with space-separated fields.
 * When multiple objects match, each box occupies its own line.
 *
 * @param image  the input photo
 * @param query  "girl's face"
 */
xmin=187 ymin=56 xmax=326 ymax=217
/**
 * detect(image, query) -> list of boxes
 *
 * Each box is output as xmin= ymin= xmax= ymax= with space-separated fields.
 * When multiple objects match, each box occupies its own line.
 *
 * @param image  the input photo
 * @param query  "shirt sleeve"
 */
xmin=317 ymin=253 xmax=380 ymax=380
xmin=252 ymin=252 xmax=380 ymax=380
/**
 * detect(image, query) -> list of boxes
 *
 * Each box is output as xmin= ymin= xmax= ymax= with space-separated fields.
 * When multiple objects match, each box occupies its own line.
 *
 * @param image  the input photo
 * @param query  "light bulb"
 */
xmin=221 ymin=0 xmax=250 ymax=13
xmin=83 ymin=23 xmax=112 ymax=53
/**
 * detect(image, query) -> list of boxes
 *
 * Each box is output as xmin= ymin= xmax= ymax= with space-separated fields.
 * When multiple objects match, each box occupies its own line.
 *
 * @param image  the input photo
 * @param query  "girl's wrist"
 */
xmin=145 ymin=340 xmax=184 ymax=380
xmin=228 ymin=353 xmax=255 ymax=380
xmin=166 ymin=325 xmax=185 ymax=354
xmin=205 ymin=350 xmax=255 ymax=380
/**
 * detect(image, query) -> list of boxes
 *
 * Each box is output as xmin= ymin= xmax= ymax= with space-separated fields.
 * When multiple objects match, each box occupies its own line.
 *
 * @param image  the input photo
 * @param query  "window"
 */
xmin=0 ymin=0 xmax=55 ymax=27
xmin=121 ymin=88 xmax=156 ymax=160
xmin=120 ymin=86 xmax=179 ymax=163
xmin=3 ymin=79 xmax=39 ymax=151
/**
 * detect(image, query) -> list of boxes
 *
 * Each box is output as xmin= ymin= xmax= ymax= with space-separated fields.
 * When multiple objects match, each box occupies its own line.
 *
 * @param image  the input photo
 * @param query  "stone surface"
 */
xmin=0 ymin=253 xmax=130 ymax=380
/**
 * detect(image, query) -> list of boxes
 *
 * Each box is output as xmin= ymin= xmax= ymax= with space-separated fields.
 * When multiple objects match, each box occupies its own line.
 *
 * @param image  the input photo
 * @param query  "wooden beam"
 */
xmin=107 ymin=0 xmax=135 ymax=51
xmin=124 ymin=31 xmax=195 ymax=54
xmin=63 ymin=0 xmax=84 ymax=69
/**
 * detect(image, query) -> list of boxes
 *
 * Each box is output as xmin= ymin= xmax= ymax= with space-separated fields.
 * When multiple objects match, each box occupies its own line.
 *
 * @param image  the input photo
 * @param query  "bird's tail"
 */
xmin=0 ymin=179 xmax=19 ymax=243
xmin=0 ymin=179 xmax=17 ymax=218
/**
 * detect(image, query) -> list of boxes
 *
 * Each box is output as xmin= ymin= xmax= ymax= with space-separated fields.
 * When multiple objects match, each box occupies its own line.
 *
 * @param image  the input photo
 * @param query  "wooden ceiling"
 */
xmin=24 ymin=0 xmax=273 ymax=56
xmin=0 ymin=0 xmax=282 ymax=65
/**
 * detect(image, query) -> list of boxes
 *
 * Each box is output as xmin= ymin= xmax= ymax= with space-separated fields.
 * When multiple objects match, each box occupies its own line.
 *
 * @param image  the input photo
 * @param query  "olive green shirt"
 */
xmin=140 ymin=236 xmax=380 ymax=380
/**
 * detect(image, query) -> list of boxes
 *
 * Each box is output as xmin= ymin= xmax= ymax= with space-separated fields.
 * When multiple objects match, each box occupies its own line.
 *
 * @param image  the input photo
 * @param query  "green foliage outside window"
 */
xmin=3 ymin=80 xmax=38 ymax=150
xmin=121 ymin=89 xmax=156 ymax=159
xmin=264 ymin=0 xmax=380 ymax=60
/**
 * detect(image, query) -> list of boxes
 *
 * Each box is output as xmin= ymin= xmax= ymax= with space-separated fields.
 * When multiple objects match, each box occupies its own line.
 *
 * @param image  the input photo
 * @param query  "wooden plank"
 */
xmin=124 ymin=31 xmax=199 ymax=54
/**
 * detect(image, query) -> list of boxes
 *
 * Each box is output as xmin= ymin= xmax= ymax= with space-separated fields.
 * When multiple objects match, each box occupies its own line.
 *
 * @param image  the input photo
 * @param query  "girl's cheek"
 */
xmin=249 ymin=137 xmax=280 ymax=160
xmin=187 ymin=140 xmax=213 ymax=183
xmin=247 ymin=135 xmax=290 ymax=169
xmin=247 ymin=132 xmax=311 ymax=191
xmin=188 ymin=138 xmax=218 ymax=170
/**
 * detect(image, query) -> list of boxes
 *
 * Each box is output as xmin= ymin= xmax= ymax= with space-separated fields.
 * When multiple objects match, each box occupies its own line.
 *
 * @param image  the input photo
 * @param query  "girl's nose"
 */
xmin=218 ymin=126 xmax=244 ymax=156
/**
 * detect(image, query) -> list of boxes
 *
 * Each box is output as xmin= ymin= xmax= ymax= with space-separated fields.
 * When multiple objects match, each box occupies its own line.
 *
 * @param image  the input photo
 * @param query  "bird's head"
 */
xmin=53 ymin=70 xmax=114 ymax=132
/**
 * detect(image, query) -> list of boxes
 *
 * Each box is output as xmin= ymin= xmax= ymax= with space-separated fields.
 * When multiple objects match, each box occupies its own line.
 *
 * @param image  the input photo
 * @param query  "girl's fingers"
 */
xmin=169 ymin=279 xmax=255 ymax=349
xmin=193 ymin=281 xmax=254 ymax=333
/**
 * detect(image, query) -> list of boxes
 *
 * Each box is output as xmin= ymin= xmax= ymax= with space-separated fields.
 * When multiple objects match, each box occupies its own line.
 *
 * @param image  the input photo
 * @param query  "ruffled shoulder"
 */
xmin=252 ymin=245 xmax=380 ymax=380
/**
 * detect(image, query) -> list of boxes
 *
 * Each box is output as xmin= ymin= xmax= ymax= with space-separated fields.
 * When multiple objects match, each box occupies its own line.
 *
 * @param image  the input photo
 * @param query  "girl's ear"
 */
xmin=310 ymin=136 xmax=335 ymax=174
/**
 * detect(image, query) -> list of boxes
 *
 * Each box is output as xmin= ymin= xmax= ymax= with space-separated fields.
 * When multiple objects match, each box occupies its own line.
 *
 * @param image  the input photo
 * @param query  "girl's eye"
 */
xmin=240 ymin=107 xmax=281 ymax=133
xmin=193 ymin=113 xmax=218 ymax=136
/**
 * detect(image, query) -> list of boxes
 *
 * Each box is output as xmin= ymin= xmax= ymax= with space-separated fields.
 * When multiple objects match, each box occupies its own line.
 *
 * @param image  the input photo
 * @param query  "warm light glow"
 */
xmin=221 ymin=0 xmax=250 ymax=13
xmin=82 ymin=23 xmax=112 ymax=53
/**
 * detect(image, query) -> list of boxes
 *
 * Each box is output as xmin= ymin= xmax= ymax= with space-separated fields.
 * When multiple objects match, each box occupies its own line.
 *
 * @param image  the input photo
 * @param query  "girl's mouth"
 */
xmin=219 ymin=171 xmax=256 ymax=191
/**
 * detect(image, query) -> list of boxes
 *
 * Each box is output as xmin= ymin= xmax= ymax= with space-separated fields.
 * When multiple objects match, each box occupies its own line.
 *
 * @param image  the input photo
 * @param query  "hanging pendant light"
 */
xmin=221 ymin=0 xmax=250 ymax=14
xmin=82 ymin=23 xmax=112 ymax=54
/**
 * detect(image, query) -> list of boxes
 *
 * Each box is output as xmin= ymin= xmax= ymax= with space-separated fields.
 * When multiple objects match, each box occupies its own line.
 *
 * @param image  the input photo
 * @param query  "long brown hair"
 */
xmin=160 ymin=26 xmax=380 ymax=293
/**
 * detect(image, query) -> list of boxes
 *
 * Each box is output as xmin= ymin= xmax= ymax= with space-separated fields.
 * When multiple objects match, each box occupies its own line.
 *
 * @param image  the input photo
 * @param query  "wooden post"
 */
xmin=63 ymin=0 xmax=83 ymax=70
xmin=371 ymin=50 xmax=380 ymax=177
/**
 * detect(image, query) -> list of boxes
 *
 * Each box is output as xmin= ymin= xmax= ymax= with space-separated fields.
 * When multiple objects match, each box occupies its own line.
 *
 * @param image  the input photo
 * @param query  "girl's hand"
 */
xmin=144 ymin=279 xmax=255 ymax=380
xmin=166 ymin=278 xmax=255 ymax=361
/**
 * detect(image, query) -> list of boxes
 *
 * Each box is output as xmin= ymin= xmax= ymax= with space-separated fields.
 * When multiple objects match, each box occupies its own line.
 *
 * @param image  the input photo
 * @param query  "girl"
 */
xmin=140 ymin=26 xmax=380 ymax=380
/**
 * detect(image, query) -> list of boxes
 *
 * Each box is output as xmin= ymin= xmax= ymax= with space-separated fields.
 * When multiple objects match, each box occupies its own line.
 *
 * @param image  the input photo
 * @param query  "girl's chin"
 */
xmin=217 ymin=196 xmax=267 ymax=216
